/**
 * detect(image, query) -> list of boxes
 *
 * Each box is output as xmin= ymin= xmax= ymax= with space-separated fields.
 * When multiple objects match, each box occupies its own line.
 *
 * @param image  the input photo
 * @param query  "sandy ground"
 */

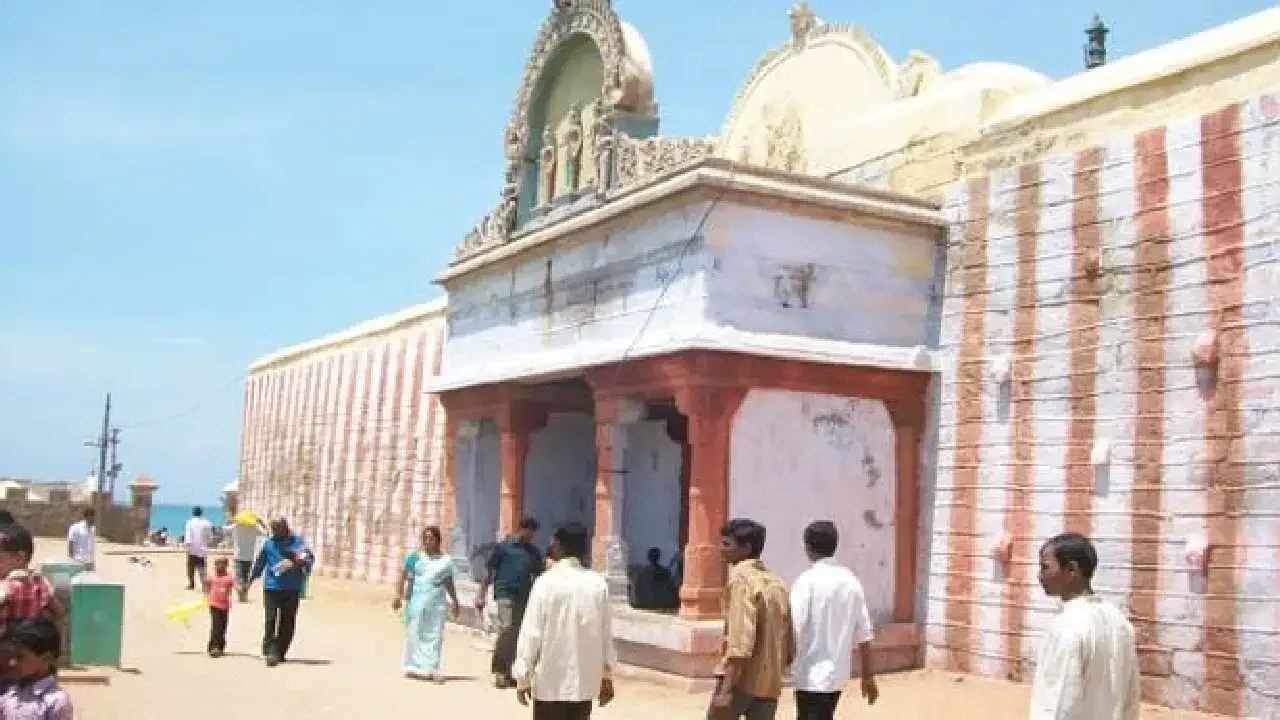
xmin=53 ymin=540 xmax=1223 ymax=720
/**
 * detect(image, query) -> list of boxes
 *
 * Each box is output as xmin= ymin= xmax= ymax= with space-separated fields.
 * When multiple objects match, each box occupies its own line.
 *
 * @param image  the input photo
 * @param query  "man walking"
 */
xmin=66 ymin=509 xmax=96 ymax=572
xmin=789 ymin=521 xmax=878 ymax=720
xmin=709 ymin=518 xmax=793 ymax=720
xmin=182 ymin=507 xmax=213 ymax=591
xmin=476 ymin=517 xmax=543 ymax=688
xmin=231 ymin=512 xmax=267 ymax=602
xmin=1030 ymin=532 xmax=1140 ymax=720
xmin=512 ymin=522 xmax=615 ymax=720
xmin=247 ymin=518 xmax=313 ymax=667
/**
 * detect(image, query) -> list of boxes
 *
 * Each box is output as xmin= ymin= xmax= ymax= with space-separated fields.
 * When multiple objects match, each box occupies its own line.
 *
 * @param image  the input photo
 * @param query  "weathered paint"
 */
xmin=238 ymin=304 xmax=447 ymax=584
xmin=728 ymin=389 xmax=898 ymax=624
xmin=705 ymin=204 xmax=937 ymax=348
xmin=440 ymin=199 xmax=935 ymax=393
xmin=929 ymin=93 xmax=1280 ymax=716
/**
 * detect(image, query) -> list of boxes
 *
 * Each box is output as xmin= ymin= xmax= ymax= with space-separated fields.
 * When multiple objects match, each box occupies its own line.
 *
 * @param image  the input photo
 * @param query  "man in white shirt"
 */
xmin=512 ymin=522 xmax=616 ymax=720
xmin=66 ymin=509 xmax=96 ymax=572
xmin=183 ymin=506 xmax=214 ymax=591
xmin=230 ymin=513 xmax=267 ymax=602
xmin=1030 ymin=532 xmax=1140 ymax=720
xmin=789 ymin=521 xmax=878 ymax=720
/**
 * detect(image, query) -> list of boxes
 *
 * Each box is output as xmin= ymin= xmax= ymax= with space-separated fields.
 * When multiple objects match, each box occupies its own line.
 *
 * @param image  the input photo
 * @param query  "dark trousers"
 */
xmin=208 ymin=608 xmax=228 ymax=654
xmin=262 ymin=589 xmax=301 ymax=660
xmin=234 ymin=560 xmax=252 ymax=585
xmin=707 ymin=686 xmax=778 ymax=720
xmin=186 ymin=554 xmax=207 ymax=589
xmin=490 ymin=597 xmax=527 ymax=679
xmin=532 ymin=701 xmax=592 ymax=720
xmin=794 ymin=691 xmax=841 ymax=720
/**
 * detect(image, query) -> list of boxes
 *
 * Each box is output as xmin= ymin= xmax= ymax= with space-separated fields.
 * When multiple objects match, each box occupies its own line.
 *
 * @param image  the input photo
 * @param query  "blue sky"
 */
xmin=0 ymin=0 xmax=1271 ymax=504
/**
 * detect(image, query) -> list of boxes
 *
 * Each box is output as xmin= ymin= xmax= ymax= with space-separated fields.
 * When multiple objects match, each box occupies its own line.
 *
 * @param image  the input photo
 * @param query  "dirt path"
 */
xmin=56 ymin=541 xmax=1220 ymax=719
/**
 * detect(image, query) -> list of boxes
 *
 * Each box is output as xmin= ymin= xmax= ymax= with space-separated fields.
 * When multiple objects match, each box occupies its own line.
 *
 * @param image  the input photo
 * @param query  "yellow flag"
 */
xmin=165 ymin=598 xmax=207 ymax=626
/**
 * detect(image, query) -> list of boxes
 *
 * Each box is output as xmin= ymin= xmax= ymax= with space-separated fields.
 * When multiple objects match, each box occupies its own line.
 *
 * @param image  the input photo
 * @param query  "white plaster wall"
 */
xmin=443 ymin=202 xmax=714 ymax=385
xmin=972 ymin=166 xmax=1017 ymax=678
xmin=523 ymin=412 xmax=598 ymax=550
xmin=705 ymin=204 xmax=938 ymax=348
xmin=621 ymin=420 xmax=683 ymax=566
xmin=1238 ymin=94 xmax=1280 ymax=717
xmin=1157 ymin=115 xmax=1210 ymax=709
xmin=729 ymin=389 xmax=898 ymax=624
xmin=462 ymin=420 xmax=501 ymax=553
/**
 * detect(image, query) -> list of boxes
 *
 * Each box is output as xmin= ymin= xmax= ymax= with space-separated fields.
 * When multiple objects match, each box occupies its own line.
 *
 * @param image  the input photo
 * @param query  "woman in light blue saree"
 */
xmin=392 ymin=526 xmax=460 ymax=681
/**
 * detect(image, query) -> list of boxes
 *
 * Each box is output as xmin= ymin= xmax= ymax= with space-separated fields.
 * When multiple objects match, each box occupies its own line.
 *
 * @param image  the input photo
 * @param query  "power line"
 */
xmin=115 ymin=375 xmax=245 ymax=430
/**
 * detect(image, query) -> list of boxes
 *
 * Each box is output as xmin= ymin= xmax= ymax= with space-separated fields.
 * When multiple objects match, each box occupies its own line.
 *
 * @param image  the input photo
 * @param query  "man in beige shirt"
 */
xmin=708 ymin=518 xmax=794 ymax=720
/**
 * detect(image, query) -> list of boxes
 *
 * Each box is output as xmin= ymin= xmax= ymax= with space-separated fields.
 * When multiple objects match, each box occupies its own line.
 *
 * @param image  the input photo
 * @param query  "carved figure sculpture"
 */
xmin=555 ymin=104 xmax=584 ymax=195
xmin=497 ymin=176 xmax=519 ymax=238
xmin=763 ymin=104 xmax=807 ymax=173
xmin=579 ymin=100 xmax=601 ymax=189
xmin=538 ymin=127 xmax=557 ymax=208
xmin=593 ymin=111 xmax=615 ymax=195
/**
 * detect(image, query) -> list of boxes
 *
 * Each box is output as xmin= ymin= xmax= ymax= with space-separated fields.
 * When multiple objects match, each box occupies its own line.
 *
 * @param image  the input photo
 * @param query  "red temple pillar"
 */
xmin=592 ymin=397 xmax=621 ymax=570
xmin=675 ymin=384 xmax=746 ymax=620
xmin=497 ymin=398 xmax=547 ymax=536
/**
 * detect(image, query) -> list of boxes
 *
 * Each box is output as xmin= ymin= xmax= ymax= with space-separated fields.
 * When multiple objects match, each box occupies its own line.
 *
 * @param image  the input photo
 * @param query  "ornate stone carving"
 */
xmin=789 ymin=1 xmax=817 ymax=48
xmin=718 ymin=12 xmax=895 ymax=152
xmin=538 ymin=127 xmax=557 ymax=208
xmin=612 ymin=133 xmax=716 ymax=188
xmin=897 ymin=50 xmax=941 ymax=99
xmin=502 ymin=0 xmax=639 ymax=196
xmin=762 ymin=103 xmax=807 ymax=173
xmin=452 ymin=0 xmax=665 ymax=264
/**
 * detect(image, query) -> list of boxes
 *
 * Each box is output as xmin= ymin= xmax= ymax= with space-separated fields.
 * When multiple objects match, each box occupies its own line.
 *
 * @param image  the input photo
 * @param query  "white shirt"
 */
xmin=67 ymin=520 xmax=95 ymax=565
xmin=231 ymin=524 xmax=263 ymax=562
xmin=512 ymin=558 xmax=617 ymax=702
xmin=183 ymin=517 xmax=214 ymax=557
xmin=1029 ymin=594 xmax=1141 ymax=720
xmin=789 ymin=558 xmax=874 ymax=693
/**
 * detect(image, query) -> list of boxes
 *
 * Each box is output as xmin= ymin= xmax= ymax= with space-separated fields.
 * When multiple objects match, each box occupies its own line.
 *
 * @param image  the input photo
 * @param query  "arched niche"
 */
xmin=519 ymin=35 xmax=607 ymax=224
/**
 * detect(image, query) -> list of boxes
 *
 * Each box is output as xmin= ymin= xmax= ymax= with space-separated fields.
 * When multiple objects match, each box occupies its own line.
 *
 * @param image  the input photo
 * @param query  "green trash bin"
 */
xmin=39 ymin=561 xmax=86 ymax=666
xmin=68 ymin=575 xmax=125 ymax=667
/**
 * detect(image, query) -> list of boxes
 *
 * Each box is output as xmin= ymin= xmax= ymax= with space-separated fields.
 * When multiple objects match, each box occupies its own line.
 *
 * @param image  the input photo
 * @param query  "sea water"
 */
xmin=148 ymin=503 xmax=225 ymax=532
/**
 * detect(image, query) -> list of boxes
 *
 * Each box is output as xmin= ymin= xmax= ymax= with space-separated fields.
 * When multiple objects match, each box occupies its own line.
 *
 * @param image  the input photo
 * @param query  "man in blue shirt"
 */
xmin=247 ymin=518 xmax=313 ymax=667
xmin=475 ymin=517 xmax=542 ymax=689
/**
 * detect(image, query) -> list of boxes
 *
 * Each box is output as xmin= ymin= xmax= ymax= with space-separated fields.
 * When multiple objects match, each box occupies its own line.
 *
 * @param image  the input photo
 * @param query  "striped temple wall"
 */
xmin=928 ymin=91 xmax=1280 ymax=717
xmin=237 ymin=301 xmax=447 ymax=586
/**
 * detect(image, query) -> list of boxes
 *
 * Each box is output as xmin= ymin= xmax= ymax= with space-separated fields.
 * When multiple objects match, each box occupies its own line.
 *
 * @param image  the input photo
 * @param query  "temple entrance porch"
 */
xmin=437 ymin=350 xmax=928 ymax=685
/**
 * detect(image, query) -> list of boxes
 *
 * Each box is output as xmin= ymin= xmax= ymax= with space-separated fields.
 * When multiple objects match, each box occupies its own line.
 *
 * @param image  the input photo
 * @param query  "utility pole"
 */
xmin=107 ymin=429 xmax=122 ymax=499
xmin=84 ymin=394 xmax=119 ymax=539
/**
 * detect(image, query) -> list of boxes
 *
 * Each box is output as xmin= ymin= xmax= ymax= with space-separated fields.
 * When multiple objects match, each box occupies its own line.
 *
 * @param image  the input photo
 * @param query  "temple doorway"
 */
xmin=525 ymin=411 xmax=597 ymax=550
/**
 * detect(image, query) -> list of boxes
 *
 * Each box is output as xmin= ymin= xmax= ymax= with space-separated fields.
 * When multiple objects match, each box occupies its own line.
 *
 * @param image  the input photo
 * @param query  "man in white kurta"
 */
xmin=1030 ymin=533 xmax=1140 ymax=720
xmin=512 ymin=522 xmax=616 ymax=720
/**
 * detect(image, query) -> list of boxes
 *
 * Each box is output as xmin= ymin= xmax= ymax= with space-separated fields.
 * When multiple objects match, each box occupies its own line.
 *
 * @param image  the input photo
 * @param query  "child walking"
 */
xmin=206 ymin=557 xmax=235 ymax=657
xmin=0 ymin=525 xmax=67 ymax=694
xmin=0 ymin=618 xmax=74 ymax=719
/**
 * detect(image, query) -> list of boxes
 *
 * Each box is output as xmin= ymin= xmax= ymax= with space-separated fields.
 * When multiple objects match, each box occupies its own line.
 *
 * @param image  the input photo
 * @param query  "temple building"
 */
xmin=237 ymin=2 xmax=1280 ymax=716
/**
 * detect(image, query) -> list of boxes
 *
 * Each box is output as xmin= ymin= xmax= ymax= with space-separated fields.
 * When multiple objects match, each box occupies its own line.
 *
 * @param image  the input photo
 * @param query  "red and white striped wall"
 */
xmin=235 ymin=299 xmax=447 ymax=586
xmin=931 ymin=91 xmax=1280 ymax=718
